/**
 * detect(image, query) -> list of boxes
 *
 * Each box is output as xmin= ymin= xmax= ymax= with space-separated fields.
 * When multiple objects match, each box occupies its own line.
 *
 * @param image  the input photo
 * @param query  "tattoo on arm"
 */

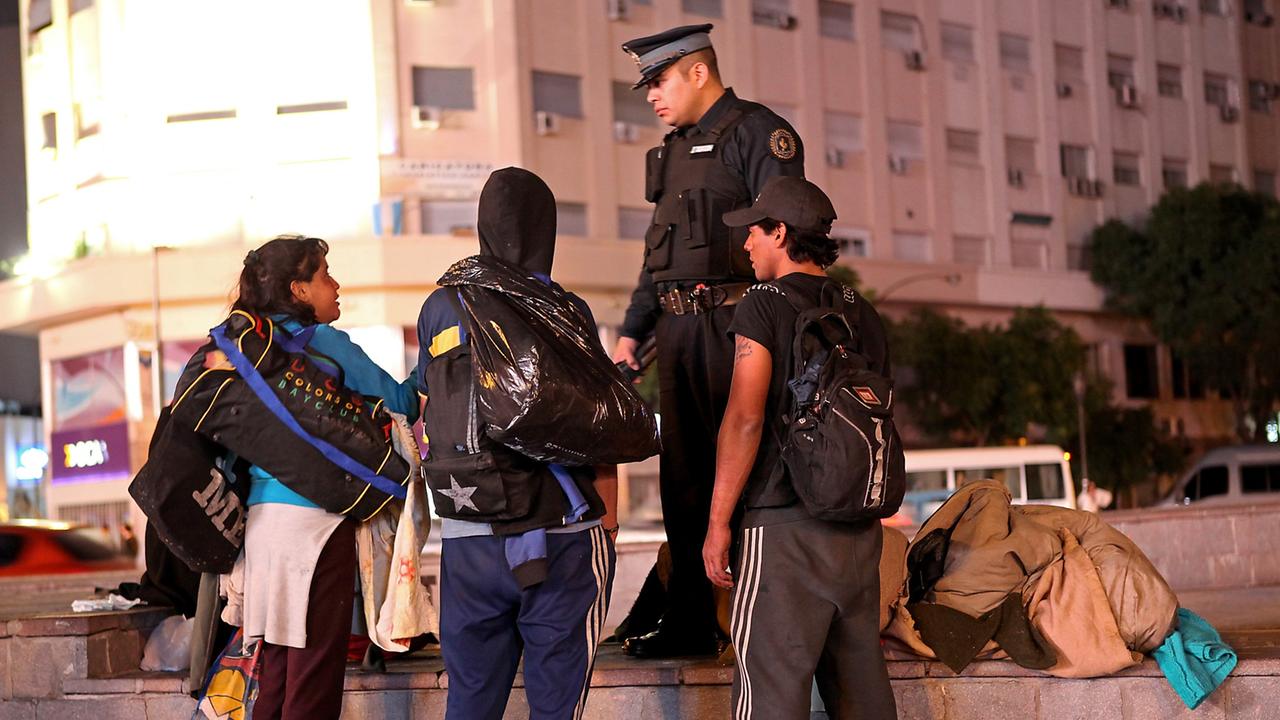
xmin=734 ymin=337 xmax=754 ymax=365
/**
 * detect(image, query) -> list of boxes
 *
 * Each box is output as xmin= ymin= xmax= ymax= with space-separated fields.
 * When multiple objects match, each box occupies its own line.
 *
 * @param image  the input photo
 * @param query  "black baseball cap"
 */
xmin=722 ymin=176 xmax=838 ymax=235
xmin=621 ymin=24 xmax=715 ymax=89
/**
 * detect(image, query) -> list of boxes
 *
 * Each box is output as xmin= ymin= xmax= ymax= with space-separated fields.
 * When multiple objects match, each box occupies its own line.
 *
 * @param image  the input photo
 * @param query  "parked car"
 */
xmin=887 ymin=445 xmax=1078 ymax=529
xmin=1159 ymin=444 xmax=1280 ymax=507
xmin=0 ymin=520 xmax=136 ymax=577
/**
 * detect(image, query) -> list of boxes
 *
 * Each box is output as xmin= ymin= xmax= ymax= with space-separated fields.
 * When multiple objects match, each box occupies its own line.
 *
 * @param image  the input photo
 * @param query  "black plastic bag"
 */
xmin=439 ymin=255 xmax=661 ymax=465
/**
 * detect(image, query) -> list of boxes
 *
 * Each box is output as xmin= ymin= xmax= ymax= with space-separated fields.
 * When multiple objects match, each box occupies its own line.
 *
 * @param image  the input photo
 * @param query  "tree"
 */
xmin=890 ymin=306 xmax=1083 ymax=446
xmin=1090 ymin=183 xmax=1280 ymax=441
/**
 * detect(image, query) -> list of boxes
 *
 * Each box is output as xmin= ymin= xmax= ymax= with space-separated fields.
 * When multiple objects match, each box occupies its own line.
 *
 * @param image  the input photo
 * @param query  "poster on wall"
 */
xmin=162 ymin=339 xmax=208 ymax=404
xmin=52 ymin=349 xmax=127 ymax=432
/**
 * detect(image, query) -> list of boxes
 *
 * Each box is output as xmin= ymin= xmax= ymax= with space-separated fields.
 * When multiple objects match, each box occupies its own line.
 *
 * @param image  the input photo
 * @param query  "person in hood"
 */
xmin=414 ymin=167 xmax=619 ymax=720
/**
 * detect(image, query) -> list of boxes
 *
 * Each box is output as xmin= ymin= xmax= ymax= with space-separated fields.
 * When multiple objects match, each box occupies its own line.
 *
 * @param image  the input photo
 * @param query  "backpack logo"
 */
xmin=853 ymin=386 xmax=881 ymax=406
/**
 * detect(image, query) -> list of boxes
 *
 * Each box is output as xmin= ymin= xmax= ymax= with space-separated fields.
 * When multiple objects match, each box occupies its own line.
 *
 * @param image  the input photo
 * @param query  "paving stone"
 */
xmin=886 ymin=660 xmax=928 ymax=679
xmin=61 ymin=677 xmax=137 ymax=695
xmin=9 ymin=610 xmax=170 ymax=638
xmin=0 ymin=700 xmax=36 ymax=720
xmin=890 ymin=678 xmax=945 ymax=720
xmin=143 ymin=695 xmax=196 ymax=719
xmin=943 ymin=679 xmax=1038 ymax=718
xmin=1210 ymin=554 xmax=1253 ymax=588
xmin=1247 ymin=551 xmax=1280 ymax=587
xmin=86 ymin=630 xmax=142 ymax=678
xmin=1224 ymin=676 xmax=1280 ymax=719
xmin=1119 ymin=677 xmax=1227 ymax=720
xmin=409 ymin=689 xmax=448 ymax=720
xmin=341 ymin=690 xmax=412 ymax=719
xmin=0 ymin=639 xmax=10 ymax=700
xmin=677 ymin=664 xmax=733 ymax=685
xmin=31 ymin=697 xmax=147 ymax=720
xmin=9 ymin=637 xmax=86 ymax=698
xmin=1039 ymin=678 xmax=1122 ymax=720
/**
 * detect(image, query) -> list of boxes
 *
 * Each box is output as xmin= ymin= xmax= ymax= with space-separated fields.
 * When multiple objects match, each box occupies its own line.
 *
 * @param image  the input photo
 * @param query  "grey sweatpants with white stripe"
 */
xmin=731 ymin=517 xmax=896 ymax=720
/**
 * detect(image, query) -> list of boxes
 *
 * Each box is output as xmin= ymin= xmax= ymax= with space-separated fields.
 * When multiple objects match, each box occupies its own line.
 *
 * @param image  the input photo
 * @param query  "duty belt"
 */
xmin=657 ymin=282 xmax=752 ymax=315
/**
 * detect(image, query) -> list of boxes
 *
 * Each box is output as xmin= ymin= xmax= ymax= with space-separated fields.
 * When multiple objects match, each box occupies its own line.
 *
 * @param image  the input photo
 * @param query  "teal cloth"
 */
xmin=1152 ymin=608 xmax=1237 ymax=709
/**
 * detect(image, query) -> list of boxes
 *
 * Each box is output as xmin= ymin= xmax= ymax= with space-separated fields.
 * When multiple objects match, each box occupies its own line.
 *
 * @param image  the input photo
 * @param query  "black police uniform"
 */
xmin=618 ymin=25 xmax=806 ymax=654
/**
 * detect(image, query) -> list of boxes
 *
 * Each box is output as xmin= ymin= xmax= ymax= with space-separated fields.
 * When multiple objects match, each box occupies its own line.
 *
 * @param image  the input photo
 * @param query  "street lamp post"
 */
xmin=1073 ymin=371 xmax=1090 ymax=491
xmin=151 ymin=246 xmax=172 ymax=417
xmin=876 ymin=271 xmax=962 ymax=301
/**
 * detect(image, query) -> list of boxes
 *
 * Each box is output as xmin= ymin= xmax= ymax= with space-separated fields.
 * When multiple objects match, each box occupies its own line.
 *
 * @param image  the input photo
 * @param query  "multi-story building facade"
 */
xmin=3 ymin=0 xmax=1278 ymax=521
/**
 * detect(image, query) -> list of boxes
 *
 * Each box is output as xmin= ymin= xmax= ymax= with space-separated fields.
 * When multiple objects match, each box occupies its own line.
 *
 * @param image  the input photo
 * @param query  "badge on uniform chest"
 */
xmin=690 ymin=144 xmax=716 ymax=155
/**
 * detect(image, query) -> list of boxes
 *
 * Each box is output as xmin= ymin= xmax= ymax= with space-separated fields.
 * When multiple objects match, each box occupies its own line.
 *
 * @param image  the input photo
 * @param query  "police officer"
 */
xmin=612 ymin=23 xmax=805 ymax=658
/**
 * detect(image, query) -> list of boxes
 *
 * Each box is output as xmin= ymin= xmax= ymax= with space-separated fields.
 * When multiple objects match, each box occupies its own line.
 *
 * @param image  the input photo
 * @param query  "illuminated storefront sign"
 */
xmin=50 ymin=421 xmax=131 ymax=484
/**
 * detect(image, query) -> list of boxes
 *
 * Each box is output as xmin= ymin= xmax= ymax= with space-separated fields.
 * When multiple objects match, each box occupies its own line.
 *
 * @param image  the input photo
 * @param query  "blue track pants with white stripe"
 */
xmin=440 ymin=525 xmax=615 ymax=720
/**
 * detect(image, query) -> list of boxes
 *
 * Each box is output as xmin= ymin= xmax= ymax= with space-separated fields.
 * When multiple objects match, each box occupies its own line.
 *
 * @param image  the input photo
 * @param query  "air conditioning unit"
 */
xmin=535 ymin=110 xmax=561 ymax=136
xmin=1089 ymin=179 xmax=1105 ymax=197
xmin=826 ymin=147 xmax=845 ymax=168
xmin=1056 ymin=82 xmax=1074 ymax=98
xmin=773 ymin=12 xmax=797 ymax=30
xmin=1066 ymin=176 xmax=1087 ymax=196
xmin=1245 ymin=10 xmax=1276 ymax=25
xmin=1007 ymin=168 xmax=1026 ymax=187
xmin=1117 ymin=83 xmax=1139 ymax=108
xmin=1154 ymin=1 xmax=1184 ymax=18
xmin=607 ymin=0 xmax=627 ymax=21
xmin=888 ymin=154 xmax=909 ymax=174
xmin=412 ymin=105 xmax=442 ymax=130
xmin=904 ymin=50 xmax=925 ymax=71
xmin=613 ymin=121 xmax=639 ymax=143
xmin=1220 ymin=104 xmax=1240 ymax=122
xmin=1173 ymin=5 xmax=1188 ymax=20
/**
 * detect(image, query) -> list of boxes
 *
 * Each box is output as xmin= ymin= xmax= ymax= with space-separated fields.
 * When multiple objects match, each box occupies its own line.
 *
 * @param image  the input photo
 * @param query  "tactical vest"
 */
xmin=643 ymin=101 xmax=762 ymax=284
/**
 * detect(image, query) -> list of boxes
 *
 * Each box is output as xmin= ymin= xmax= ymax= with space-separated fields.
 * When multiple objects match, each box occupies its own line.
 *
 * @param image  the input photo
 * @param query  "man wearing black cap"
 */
xmin=703 ymin=176 xmax=897 ymax=719
xmin=613 ymin=23 xmax=805 ymax=659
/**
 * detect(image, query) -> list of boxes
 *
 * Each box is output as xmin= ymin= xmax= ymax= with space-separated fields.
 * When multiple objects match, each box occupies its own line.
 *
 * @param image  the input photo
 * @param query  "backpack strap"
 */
xmin=443 ymin=289 xmax=470 ymax=344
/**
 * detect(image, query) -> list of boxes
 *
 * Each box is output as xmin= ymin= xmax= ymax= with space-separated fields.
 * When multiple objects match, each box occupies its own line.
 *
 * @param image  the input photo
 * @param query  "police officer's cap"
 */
xmin=723 ymin=177 xmax=838 ymax=235
xmin=622 ymin=24 xmax=715 ymax=89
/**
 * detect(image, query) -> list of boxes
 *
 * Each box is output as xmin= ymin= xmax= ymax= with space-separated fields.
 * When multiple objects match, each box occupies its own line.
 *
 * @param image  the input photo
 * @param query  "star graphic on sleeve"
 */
xmin=439 ymin=476 xmax=479 ymax=512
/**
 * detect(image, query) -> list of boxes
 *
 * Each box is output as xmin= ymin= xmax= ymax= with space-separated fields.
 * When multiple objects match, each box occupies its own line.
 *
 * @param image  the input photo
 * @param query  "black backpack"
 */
xmin=770 ymin=281 xmax=906 ymax=522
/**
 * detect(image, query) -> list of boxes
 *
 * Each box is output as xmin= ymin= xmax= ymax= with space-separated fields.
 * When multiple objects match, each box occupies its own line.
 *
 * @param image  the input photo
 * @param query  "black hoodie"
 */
xmin=477 ymin=167 xmax=556 ymax=275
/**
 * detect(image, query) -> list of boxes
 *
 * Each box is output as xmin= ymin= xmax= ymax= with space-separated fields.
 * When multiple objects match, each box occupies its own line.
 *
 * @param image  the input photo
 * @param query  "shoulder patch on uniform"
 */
xmin=768 ymin=128 xmax=798 ymax=161
xmin=841 ymin=286 xmax=858 ymax=304
xmin=747 ymin=282 xmax=784 ymax=296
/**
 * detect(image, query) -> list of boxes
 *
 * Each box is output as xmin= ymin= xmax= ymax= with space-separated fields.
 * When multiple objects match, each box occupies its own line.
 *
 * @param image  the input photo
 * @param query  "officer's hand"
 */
xmin=703 ymin=522 xmax=734 ymax=589
xmin=612 ymin=336 xmax=641 ymax=371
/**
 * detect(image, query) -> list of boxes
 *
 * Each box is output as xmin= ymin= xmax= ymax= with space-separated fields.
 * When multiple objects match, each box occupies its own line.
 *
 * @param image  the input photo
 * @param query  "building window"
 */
xmin=1113 ymin=152 xmax=1141 ymax=186
xmin=999 ymin=33 xmax=1031 ymax=75
xmin=753 ymin=0 xmax=793 ymax=27
xmin=1157 ymin=64 xmax=1183 ymax=98
xmin=1123 ymin=344 xmax=1159 ymax=399
xmin=420 ymin=200 xmax=478 ymax=235
xmin=1254 ymin=169 xmax=1277 ymax=197
xmin=1204 ymin=73 xmax=1231 ymax=107
xmin=557 ymin=201 xmax=588 ymax=236
xmin=1200 ymin=0 xmax=1227 ymax=15
xmin=892 ymin=232 xmax=931 ymax=262
xmin=1011 ymin=239 xmax=1047 ymax=269
xmin=682 ymin=0 xmax=722 ymax=17
xmin=1171 ymin=352 xmax=1205 ymax=399
xmin=1248 ymin=80 xmax=1273 ymax=113
xmin=1210 ymin=164 xmax=1236 ymax=184
xmin=1007 ymin=136 xmax=1037 ymax=176
xmin=953 ymin=235 xmax=989 ymax=265
xmin=532 ymin=71 xmax=584 ymax=118
xmin=40 ymin=112 xmax=56 ymax=150
xmin=1060 ymin=144 xmax=1091 ymax=179
xmin=824 ymin=112 xmax=863 ymax=167
xmin=612 ymin=81 xmax=658 ymax=127
xmin=946 ymin=129 xmax=980 ymax=166
xmin=1067 ymin=243 xmax=1091 ymax=271
xmin=618 ymin=207 xmax=651 ymax=240
xmin=818 ymin=1 xmax=855 ymax=41
xmin=880 ymin=11 xmax=920 ymax=52
xmin=941 ymin=23 xmax=974 ymax=64
xmin=832 ymin=228 xmax=871 ymax=258
xmin=887 ymin=120 xmax=924 ymax=169
xmin=29 ymin=0 xmax=53 ymax=32
xmin=1162 ymin=158 xmax=1189 ymax=189
xmin=412 ymin=67 xmax=476 ymax=111
xmin=1107 ymin=54 xmax=1135 ymax=90
xmin=1054 ymin=44 xmax=1085 ymax=87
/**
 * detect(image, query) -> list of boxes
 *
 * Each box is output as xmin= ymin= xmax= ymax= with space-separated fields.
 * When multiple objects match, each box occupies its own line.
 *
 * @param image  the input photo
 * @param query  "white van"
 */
xmin=891 ymin=445 xmax=1078 ymax=528
xmin=1160 ymin=444 xmax=1280 ymax=507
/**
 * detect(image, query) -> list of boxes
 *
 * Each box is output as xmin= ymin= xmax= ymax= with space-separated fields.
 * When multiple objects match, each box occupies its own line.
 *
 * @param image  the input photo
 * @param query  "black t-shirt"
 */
xmin=726 ymin=272 xmax=892 ymax=510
